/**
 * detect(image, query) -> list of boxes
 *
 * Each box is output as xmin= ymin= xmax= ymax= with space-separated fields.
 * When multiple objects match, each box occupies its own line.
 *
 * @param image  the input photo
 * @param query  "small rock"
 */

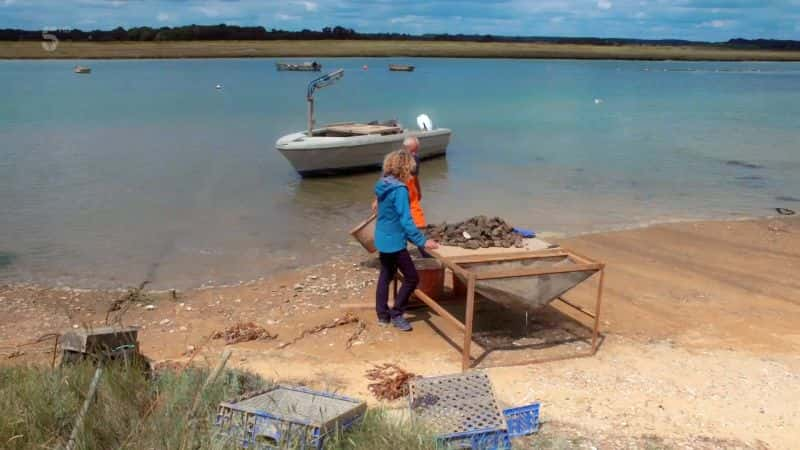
xmin=72 ymin=324 xmax=79 ymax=329
xmin=179 ymin=326 xmax=188 ymax=332
xmin=145 ymin=304 xmax=156 ymax=310
xmin=159 ymin=318 xmax=171 ymax=326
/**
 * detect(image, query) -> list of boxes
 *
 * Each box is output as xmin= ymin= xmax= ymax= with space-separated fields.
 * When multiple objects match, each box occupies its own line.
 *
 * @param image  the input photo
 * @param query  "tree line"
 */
xmin=1 ymin=24 xmax=798 ymax=50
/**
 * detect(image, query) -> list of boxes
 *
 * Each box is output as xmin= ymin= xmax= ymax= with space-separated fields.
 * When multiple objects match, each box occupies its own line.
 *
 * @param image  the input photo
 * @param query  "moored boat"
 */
xmin=275 ymin=69 xmax=451 ymax=176
xmin=389 ymin=64 xmax=415 ymax=72
xmin=276 ymin=61 xmax=322 ymax=71
xmin=73 ymin=65 xmax=91 ymax=74
xmin=277 ymin=125 xmax=451 ymax=176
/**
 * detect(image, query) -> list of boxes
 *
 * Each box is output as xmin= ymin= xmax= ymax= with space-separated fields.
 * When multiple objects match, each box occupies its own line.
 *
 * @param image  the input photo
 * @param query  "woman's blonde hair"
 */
xmin=382 ymin=149 xmax=416 ymax=182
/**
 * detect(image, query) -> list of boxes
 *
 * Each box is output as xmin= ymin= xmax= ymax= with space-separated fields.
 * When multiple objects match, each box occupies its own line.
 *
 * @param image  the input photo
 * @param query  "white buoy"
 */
xmin=215 ymin=84 xmax=223 ymax=89
xmin=594 ymin=98 xmax=603 ymax=104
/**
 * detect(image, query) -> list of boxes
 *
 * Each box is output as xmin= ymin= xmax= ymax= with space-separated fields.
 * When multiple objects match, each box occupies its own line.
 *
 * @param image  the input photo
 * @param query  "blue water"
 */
xmin=2 ymin=58 xmax=799 ymax=288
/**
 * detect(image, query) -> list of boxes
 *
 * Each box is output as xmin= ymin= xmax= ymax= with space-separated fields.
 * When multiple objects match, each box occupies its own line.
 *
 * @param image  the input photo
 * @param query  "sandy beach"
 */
xmin=1 ymin=216 xmax=798 ymax=448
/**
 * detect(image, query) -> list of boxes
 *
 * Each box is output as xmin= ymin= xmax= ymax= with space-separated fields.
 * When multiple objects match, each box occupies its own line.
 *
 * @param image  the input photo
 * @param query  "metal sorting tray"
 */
xmin=408 ymin=372 xmax=507 ymax=435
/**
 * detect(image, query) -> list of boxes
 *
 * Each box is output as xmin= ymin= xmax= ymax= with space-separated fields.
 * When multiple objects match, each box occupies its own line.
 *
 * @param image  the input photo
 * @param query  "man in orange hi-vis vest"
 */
xmin=402 ymin=136 xmax=426 ymax=225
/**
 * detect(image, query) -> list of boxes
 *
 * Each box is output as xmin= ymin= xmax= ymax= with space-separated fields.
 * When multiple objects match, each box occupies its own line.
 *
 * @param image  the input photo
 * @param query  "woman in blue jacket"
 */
xmin=374 ymin=150 xmax=439 ymax=331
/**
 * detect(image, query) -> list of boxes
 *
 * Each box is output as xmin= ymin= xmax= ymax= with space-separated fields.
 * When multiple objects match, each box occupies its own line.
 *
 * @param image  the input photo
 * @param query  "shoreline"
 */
xmin=0 ymin=212 xmax=790 ymax=291
xmin=3 ymin=40 xmax=800 ymax=61
xmin=0 ymin=212 xmax=789 ymax=292
xmin=2 ymin=215 xmax=799 ymax=448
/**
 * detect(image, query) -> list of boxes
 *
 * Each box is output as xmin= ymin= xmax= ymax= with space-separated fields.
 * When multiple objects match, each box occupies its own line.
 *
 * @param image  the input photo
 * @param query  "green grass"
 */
xmin=325 ymin=409 xmax=435 ymax=450
xmin=0 ymin=361 xmax=437 ymax=450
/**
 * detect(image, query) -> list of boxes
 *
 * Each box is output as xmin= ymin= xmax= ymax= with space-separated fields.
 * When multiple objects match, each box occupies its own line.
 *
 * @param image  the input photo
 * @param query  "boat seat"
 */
xmin=325 ymin=124 xmax=402 ymax=136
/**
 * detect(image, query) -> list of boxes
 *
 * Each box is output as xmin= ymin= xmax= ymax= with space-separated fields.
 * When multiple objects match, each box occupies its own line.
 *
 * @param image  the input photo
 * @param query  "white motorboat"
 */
xmin=275 ymin=69 xmax=452 ymax=176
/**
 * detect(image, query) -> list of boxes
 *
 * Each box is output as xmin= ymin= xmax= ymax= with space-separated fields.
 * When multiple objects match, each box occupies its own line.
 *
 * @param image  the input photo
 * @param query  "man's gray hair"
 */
xmin=403 ymin=136 xmax=420 ymax=152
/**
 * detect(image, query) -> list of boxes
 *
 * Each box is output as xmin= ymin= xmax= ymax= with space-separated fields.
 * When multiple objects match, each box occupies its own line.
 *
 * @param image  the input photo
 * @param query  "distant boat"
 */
xmin=276 ymin=61 xmax=321 ymax=72
xmin=73 ymin=65 xmax=91 ymax=74
xmin=389 ymin=64 xmax=415 ymax=72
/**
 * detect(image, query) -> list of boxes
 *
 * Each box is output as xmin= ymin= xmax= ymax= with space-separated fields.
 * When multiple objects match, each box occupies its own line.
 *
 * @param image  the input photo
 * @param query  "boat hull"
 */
xmin=276 ymin=128 xmax=451 ymax=176
xmin=276 ymin=62 xmax=321 ymax=71
xmin=389 ymin=65 xmax=415 ymax=72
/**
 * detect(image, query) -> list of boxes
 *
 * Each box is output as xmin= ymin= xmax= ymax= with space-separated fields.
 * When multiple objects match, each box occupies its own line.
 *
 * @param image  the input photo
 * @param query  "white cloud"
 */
xmin=700 ymin=19 xmax=733 ymax=28
xmin=276 ymin=13 xmax=299 ymax=21
xmin=550 ymin=16 xmax=564 ymax=23
xmin=157 ymin=12 xmax=170 ymax=22
xmin=597 ymin=0 xmax=612 ymax=10
xmin=193 ymin=2 xmax=245 ymax=19
xmin=295 ymin=1 xmax=318 ymax=12
xmin=634 ymin=11 xmax=646 ymax=19
xmin=390 ymin=15 xmax=422 ymax=24
xmin=196 ymin=6 xmax=222 ymax=18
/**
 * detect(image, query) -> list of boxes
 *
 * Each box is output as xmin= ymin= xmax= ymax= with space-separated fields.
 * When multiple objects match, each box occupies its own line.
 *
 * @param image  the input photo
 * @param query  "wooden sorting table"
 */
xmin=409 ymin=239 xmax=606 ymax=371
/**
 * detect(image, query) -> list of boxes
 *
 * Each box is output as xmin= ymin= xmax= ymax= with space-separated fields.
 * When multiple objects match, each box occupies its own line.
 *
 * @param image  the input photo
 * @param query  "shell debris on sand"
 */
xmin=424 ymin=215 xmax=524 ymax=249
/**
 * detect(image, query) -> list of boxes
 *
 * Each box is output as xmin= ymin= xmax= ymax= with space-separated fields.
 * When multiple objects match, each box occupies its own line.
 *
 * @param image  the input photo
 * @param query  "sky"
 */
xmin=1 ymin=0 xmax=799 ymax=41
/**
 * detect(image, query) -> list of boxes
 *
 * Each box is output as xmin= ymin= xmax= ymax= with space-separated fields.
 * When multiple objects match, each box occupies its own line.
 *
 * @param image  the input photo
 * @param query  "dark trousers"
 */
xmin=376 ymin=249 xmax=419 ymax=320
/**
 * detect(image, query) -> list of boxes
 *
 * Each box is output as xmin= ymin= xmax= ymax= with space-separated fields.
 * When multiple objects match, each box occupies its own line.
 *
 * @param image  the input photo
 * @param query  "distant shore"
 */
xmin=4 ymin=40 xmax=800 ymax=61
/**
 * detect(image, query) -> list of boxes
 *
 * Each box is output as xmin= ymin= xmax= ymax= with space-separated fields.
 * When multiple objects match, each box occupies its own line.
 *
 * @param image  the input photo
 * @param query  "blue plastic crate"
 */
xmin=503 ymin=403 xmax=540 ymax=438
xmin=436 ymin=428 xmax=511 ymax=450
xmin=214 ymin=385 xmax=366 ymax=450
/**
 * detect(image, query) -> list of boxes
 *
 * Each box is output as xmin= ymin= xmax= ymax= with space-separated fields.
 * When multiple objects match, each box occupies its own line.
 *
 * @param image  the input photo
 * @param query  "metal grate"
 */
xmin=409 ymin=372 xmax=507 ymax=435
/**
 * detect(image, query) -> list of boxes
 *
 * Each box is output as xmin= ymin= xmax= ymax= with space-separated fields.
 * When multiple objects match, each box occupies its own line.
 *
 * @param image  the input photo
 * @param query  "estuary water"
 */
xmin=1 ymin=57 xmax=799 ymax=288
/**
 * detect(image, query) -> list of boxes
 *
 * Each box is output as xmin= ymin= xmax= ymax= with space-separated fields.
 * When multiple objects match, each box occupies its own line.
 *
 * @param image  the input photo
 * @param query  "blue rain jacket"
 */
xmin=374 ymin=176 xmax=427 ymax=253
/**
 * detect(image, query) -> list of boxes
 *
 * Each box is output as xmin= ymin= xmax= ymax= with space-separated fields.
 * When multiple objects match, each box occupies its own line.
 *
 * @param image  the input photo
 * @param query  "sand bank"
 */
xmin=4 ymin=40 xmax=800 ymax=61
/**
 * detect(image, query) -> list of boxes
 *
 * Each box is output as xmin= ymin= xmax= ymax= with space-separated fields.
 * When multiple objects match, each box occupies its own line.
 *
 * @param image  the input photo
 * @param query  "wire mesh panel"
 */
xmin=409 ymin=372 xmax=507 ymax=435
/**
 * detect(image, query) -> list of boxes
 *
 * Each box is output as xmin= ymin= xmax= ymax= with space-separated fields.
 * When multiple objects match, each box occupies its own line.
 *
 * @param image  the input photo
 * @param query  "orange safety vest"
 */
xmin=406 ymin=175 xmax=426 ymax=228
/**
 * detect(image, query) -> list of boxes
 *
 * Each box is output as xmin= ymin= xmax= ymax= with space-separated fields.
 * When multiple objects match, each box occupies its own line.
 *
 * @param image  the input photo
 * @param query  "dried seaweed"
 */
xmin=211 ymin=322 xmax=276 ymax=345
xmin=365 ymin=363 xmax=417 ymax=401
xmin=278 ymin=312 xmax=360 ymax=349
xmin=345 ymin=320 xmax=367 ymax=349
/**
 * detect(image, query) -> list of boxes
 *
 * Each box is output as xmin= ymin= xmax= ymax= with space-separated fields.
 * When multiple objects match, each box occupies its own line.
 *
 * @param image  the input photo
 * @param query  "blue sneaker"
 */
xmin=391 ymin=316 xmax=413 ymax=332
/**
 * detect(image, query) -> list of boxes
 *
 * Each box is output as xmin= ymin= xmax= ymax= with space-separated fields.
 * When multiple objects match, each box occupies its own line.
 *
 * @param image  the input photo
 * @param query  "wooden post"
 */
xmin=590 ymin=268 xmax=605 ymax=353
xmin=65 ymin=368 xmax=103 ymax=450
xmin=462 ymin=274 xmax=477 ymax=372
